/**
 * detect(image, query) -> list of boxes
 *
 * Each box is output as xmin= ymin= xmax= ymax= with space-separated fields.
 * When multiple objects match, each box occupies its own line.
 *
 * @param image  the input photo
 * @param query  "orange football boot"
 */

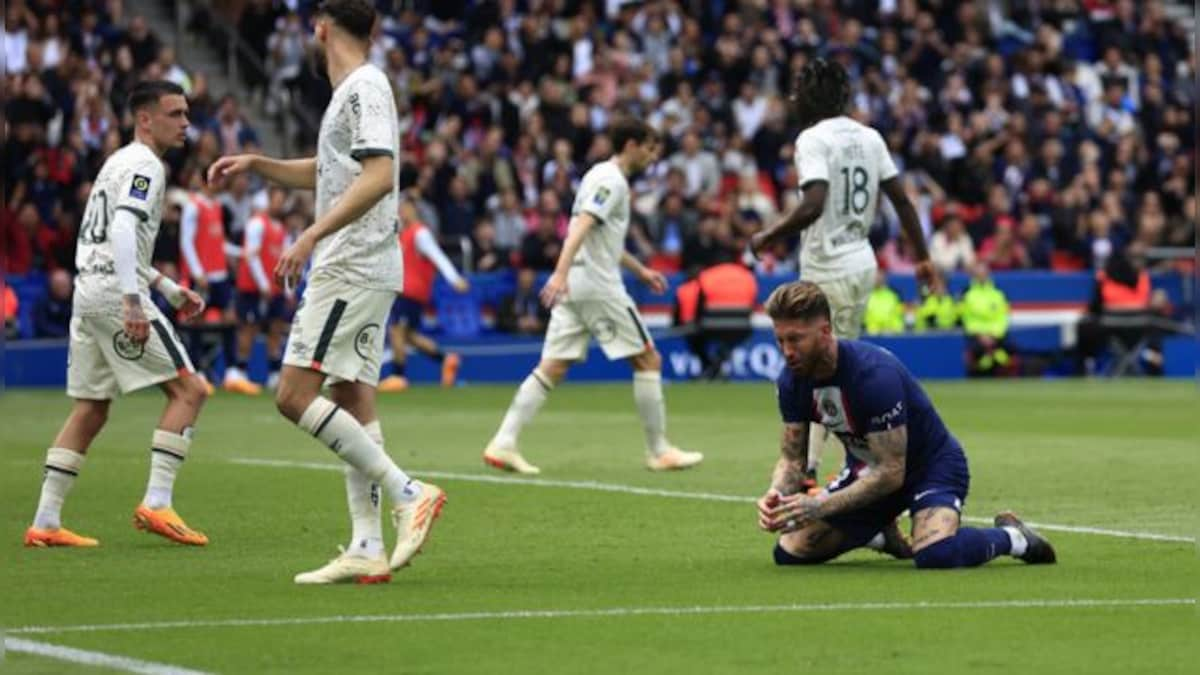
xmin=24 ymin=526 xmax=99 ymax=547
xmin=133 ymin=505 xmax=209 ymax=546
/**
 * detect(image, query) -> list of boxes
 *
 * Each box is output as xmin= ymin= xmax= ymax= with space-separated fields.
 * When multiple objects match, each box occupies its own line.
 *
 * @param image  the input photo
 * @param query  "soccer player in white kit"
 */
xmin=23 ymin=81 xmax=212 ymax=549
xmin=751 ymin=58 xmax=939 ymax=489
xmin=209 ymin=0 xmax=443 ymax=584
xmin=484 ymin=118 xmax=703 ymax=475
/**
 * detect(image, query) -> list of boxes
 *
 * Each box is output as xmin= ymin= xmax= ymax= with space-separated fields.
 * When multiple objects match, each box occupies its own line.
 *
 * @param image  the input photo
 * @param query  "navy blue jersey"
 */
xmin=776 ymin=340 xmax=963 ymax=487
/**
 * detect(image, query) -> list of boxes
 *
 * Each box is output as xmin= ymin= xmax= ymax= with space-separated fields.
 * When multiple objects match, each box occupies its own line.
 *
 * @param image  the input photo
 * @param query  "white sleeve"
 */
xmin=179 ymin=200 xmax=205 ymax=280
xmin=243 ymin=217 xmax=271 ymax=293
xmin=111 ymin=208 xmax=141 ymax=295
xmin=414 ymin=228 xmax=464 ymax=286
xmin=795 ymin=131 xmax=830 ymax=187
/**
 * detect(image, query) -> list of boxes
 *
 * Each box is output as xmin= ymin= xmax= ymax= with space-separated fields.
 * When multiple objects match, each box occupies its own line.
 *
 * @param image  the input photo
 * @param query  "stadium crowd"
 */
xmin=3 ymin=0 xmax=1196 ymax=341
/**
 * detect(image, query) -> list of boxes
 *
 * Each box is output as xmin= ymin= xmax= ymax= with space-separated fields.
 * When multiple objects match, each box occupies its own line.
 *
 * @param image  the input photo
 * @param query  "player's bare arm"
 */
xmin=750 ymin=180 xmax=829 ymax=256
xmin=881 ymin=177 xmax=937 ymax=289
xmin=139 ymin=267 xmax=206 ymax=320
xmin=758 ymin=422 xmax=812 ymax=530
xmin=208 ymin=155 xmax=317 ymax=190
xmin=620 ymin=251 xmax=667 ymax=294
xmin=275 ymin=154 xmax=394 ymax=286
xmin=769 ymin=425 xmax=907 ymax=531
xmin=540 ymin=211 xmax=596 ymax=307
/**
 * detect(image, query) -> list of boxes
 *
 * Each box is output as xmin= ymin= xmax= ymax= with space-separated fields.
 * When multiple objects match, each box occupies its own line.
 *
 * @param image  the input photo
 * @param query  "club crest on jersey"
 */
xmin=129 ymin=174 xmax=152 ymax=200
xmin=354 ymin=323 xmax=380 ymax=359
xmin=592 ymin=318 xmax=617 ymax=343
xmin=593 ymin=186 xmax=611 ymax=206
xmin=112 ymin=330 xmax=145 ymax=361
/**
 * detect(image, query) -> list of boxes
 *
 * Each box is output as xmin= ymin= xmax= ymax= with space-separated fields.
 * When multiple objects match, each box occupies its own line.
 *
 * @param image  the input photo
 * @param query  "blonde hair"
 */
xmin=764 ymin=281 xmax=831 ymax=322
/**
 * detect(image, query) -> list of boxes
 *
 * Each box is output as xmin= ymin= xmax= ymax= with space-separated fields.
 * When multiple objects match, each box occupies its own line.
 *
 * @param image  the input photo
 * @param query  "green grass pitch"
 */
xmin=1 ymin=380 xmax=1195 ymax=673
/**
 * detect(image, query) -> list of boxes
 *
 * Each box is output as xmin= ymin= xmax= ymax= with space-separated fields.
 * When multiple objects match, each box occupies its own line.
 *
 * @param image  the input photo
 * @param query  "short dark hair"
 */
xmin=608 ymin=117 xmax=656 ymax=154
xmin=127 ymin=80 xmax=185 ymax=114
xmin=317 ymin=0 xmax=375 ymax=41
xmin=790 ymin=57 xmax=850 ymax=127
xmin=765 ymin=281 xmax=831 ymax=323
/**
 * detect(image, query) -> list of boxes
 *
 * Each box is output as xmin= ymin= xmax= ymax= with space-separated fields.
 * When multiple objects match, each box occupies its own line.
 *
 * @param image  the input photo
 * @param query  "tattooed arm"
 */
xmin=815 ymin=426 xmax=907 ymax=518
xmin=758 ymin=423 xmax=813 ymax=531
xmin=768 ymin=426 xmax=908 ymax=530
xmin=770 ymin=422 xmax=811 ymax=494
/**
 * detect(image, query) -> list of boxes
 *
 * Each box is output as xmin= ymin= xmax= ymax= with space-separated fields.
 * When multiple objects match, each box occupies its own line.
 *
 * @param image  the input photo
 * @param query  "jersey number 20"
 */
xmin=79 ymin=190 xmax=109 ymax=244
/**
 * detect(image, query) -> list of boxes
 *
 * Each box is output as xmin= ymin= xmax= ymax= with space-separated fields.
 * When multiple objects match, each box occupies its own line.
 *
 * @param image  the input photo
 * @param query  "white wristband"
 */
xmin=155 ymin=275 xmax=187 ymax=308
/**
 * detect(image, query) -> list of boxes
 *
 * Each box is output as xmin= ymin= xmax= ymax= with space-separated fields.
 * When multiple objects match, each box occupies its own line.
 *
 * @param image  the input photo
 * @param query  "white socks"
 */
xmin=345 ymin=421 xmax=385 ymax=558
xmin=492 ymin=370 xmax=552 ymax=449
xmin=865 ymin=532 xmax=886 ymax=551
xmin=33 ymin=448 xmax=85 ymax=530
xmin=144 ymin=429 xmax=190 ymax=509
xmin=298 ymin=396 xmax=418 ymax=504
xmin=1003 ymin=526 xmax=1029 ymax=557
xmin=633 ymin=371 xmax=670 ymax=457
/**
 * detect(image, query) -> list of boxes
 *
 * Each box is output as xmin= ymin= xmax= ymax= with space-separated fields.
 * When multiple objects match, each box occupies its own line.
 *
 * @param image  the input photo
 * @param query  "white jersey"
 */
xmin=568 ymin=159 xmax=630 ymax=300
xmin=73 ymin=141 xmax=167 ymax=316
xmin=793 ymin=116 xmax=899 ymax=282
xmin=312 ymin=63 xmax=402 ymax=291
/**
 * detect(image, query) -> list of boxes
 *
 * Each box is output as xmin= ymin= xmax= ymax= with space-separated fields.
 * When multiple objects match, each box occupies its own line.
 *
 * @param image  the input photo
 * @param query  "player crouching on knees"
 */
xmin=755 ymin=281 xmax=1055 ymax=569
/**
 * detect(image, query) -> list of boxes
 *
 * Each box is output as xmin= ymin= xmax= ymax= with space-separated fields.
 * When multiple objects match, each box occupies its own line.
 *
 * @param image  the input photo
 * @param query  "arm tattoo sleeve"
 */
xmin=770 ymin=423 xmax=811 ymax=494
xmin=817 ymin=426 xmax=908 ymax=518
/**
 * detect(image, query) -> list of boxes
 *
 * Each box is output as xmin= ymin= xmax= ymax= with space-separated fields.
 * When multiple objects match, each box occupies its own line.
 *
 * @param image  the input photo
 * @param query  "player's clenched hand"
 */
xmin=207 ymin=154 xmax=256 ymax=186
xmin=121 ymin=295 xmax=150 ymax=344
xmin=768 ymin=493 xmax=825 ymax=532
xmin=177 ymin=288 xmax=207 ymax=321
xmin=540 ymin=272 xmax=568 ymax=308
xmin=915 ymin=261 xmax=939 ymax=295
xmin=275 ymin=233 xmax=315 ymax=289
xmin=640 ymin=268 xmax=668 ymax=295
xmin=749 ymin=230 xmax=773 ymax=258
xmin=757 ymin=488 xmax=782 ymax=531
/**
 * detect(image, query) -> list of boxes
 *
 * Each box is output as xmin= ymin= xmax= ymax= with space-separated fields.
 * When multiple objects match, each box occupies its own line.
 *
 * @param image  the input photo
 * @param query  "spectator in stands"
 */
xmin=3 ymin=284 xmax=18 ymax=339
xmin=863 ymin=270 xmax=906 ymax=335
xmin=519 ymin=209 xmax=563 ymax=272
xmin=979 ymin=221 xmax=1030 ymax=271
xmin=123 ymin=15 xmax=160 ymax=70
xmin=33 ymin=268 xmax=72 ymax=338
xmin=961 ymin=263 xmax=1014 ymax=377
xmin=490 ymin=188 xmax=527 ymax=252
xmin=1016 ymin=214 xmax=1053 ymax=269
xmin=439 ymin=175 xmax=478 ymax=242
xmin=470 ymin=218 xmax=510 ymax=274
xmin=668 ymin=130 xmax=720 ymax=202
xmin=929 ymin=212 xmax=976 ymax=275
xmin=210 ymin=96 xmax=259 ymax=156
xmin=497 ymin=267 xmax=549 ymax=336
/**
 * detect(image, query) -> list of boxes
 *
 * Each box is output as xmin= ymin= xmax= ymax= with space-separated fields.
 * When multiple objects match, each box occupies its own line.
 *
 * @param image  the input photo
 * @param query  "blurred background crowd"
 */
xmin=3 ymin=0 xmax=1195 ymax=343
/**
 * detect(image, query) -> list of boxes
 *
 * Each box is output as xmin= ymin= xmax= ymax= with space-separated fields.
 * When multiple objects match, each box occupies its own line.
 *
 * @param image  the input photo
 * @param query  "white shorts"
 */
xmin=67 ymin=305 xmax=194 ymax=400
xmin=542 ymin=294 xmax=653 ymax=362
xmin=283 ymin=274 xmax=392 ymax=386
xmin=811 ymin=268 xmax=875 ymax=339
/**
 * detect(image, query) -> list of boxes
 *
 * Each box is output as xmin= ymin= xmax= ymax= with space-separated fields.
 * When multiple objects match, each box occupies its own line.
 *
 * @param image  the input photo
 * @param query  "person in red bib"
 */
xmin=379 ymin=198 xmax=469 ymax=392
xmin=234 ymin=187 xmax=293 ymax=390
xmin=180 ymin=169 xmax=242 ymax=390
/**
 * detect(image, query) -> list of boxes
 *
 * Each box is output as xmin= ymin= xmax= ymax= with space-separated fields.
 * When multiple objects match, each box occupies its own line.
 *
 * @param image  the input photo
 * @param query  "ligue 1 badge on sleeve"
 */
xmin=130 ymin=174 xmax=152 ymax=200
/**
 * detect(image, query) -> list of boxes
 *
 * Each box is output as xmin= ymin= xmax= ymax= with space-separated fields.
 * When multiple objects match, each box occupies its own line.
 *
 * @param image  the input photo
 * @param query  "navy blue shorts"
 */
xmin=389 ymin=295 xmax=424 ymax=329
xmin=236 ymin=291 xmax=288 ymax=324
xmin=206 ymin=279 xmax=234 ymax=311
xmin=822 ymin=447 xmax=971 ymax=548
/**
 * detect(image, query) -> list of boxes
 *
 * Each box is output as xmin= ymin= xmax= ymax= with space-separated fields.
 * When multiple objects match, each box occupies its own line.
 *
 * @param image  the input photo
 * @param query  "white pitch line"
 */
xmin=228 ymin=458 xmax=1196 ymax=544
xmin=9 ymin=598 xmax=1194 ymax=636
xmin=4 ymin=637 xmax=212 ymax=674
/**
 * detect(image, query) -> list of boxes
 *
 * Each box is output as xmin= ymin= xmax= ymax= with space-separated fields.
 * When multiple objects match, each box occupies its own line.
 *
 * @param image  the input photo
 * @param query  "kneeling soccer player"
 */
xmin=757 ymin=281 xmax=1056 ymax=569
